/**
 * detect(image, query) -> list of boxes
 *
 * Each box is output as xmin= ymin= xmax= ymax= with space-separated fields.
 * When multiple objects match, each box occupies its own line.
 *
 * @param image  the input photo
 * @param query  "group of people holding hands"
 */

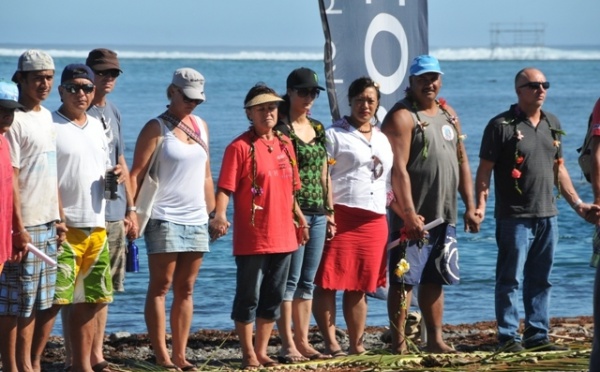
xmin=0 ymin=48 xmax=598 ymax=371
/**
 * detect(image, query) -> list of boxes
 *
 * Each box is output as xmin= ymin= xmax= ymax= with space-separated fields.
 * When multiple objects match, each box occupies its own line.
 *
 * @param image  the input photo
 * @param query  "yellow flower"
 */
xmin=327 ymin=158 xmax=336 ymax=165
xmin=394 ymin=258 xmax=410 ymax=277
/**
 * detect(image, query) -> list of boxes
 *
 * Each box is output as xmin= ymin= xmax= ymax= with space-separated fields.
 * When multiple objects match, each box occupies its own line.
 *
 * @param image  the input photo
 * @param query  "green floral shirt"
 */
xmin=275 ymin=118 xmax=327 ymax=214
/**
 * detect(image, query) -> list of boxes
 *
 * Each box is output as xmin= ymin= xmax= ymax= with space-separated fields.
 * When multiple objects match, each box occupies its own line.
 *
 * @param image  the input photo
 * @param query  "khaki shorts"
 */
xmin=106 ymin=220 xmax=126 ymax=292
xmin=54 ymin=226 xmax=113 ymax=304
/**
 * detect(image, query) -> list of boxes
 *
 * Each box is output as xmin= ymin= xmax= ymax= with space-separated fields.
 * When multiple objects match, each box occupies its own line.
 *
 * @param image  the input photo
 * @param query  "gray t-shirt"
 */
xmin=479 ymin=104 xmax=561 ymax=219
xmin=388 ymin=98 xmax=460 ymax=230
xmin=88 ymin=101 xmax=126 ymax=221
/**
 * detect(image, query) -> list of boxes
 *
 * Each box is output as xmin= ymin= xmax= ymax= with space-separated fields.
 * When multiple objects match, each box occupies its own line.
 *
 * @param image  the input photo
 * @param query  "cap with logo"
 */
xmin=287 ymin=67 xmax=325 ymax=90
xmin=409 ymin=55 xmax=444 ymax=76
xmin=172 ymin=68 xmax=205 ymax=102
xmin=61 ymin=64 xmax=95 ymax=85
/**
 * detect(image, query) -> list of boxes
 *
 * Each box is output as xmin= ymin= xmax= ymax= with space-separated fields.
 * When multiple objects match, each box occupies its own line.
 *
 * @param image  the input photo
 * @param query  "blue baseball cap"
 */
xmin=0 ymin=80 xmax=24 ymax=109
xmin=61 ymin=63 xmax=95 ymax=84
xmin=409 ymin=55 xmax=444 ymax=76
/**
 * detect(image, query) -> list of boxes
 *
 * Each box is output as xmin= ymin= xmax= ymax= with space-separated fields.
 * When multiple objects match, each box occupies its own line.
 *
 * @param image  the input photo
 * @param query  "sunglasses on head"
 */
xmin=294 ymin=88 xmax=320 ymax=99
xmin=519 ymin=81 xmax=550 ymax=90
xmin=94 ymin=69 xmax=121 ymax=78
xmin=62 ymin=83 xmax=94 ymax=94
xmin=178 ymin=89 xmax=202 ymax=105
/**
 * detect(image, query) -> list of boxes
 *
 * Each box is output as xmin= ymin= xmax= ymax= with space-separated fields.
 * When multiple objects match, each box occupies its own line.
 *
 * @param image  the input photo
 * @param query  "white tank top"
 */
xmin=151 ymin=116 xmax=208 ymax=225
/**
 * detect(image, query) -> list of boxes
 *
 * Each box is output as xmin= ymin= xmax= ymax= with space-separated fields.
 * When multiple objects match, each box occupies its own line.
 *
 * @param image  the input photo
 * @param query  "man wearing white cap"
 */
xmin=0 ymin=50 xmax=66 ymax=372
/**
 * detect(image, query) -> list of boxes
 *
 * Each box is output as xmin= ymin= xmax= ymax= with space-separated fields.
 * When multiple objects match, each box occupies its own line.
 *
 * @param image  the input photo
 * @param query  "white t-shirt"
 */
xmin=5 ymin=107 xmax=60 ymax=226
xmin=53 ymin=111 xmax=109 ymax=228
xmin=326 ymin=117 xmax=393 ymax=215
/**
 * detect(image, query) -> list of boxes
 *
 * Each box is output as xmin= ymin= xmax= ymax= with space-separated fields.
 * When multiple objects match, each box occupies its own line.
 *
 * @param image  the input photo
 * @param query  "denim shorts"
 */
xmin=144 ymin=218 xmax=209 ymax=255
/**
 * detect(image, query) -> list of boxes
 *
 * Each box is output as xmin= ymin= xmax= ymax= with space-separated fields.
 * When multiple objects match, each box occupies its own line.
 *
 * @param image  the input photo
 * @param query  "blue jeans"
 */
xmin=283 ymin=214 xmax=327 ymax=301
xmin=495 ymin=216 xmax=557 ymax=345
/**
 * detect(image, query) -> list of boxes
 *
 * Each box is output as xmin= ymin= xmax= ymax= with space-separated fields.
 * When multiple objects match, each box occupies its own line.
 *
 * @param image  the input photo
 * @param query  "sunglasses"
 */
xmin=62 ymin=83 xmax=94 ymax=94
xmin=519 ymin=81 xmax=550 ymax=90
xmin=178 ymin=89 xmax=202 ymax=105
xmin=94 ymin=69 xmax=121 ymax=78
xmin=294 ymin=88 xmax=320 ymax=99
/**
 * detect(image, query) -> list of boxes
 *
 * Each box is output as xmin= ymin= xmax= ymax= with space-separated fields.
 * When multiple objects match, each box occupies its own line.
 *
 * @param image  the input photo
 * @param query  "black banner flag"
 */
xmin=319 ymin=0 xmax=428 ymax=121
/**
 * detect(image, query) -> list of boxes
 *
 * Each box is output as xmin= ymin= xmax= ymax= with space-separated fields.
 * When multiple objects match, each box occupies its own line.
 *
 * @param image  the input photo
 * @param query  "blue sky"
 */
xmin=2 ymin=0 xmax=598 ymax=48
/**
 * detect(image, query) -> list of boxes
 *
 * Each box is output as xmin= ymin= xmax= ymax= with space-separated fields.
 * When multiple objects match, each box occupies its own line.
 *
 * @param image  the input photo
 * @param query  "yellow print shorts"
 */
xmin=54 ymin=227 xmax=113 ymax=304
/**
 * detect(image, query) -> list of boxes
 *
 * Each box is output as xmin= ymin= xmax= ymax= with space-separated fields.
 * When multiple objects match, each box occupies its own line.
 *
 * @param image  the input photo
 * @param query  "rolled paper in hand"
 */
xmin=26 ymin=243 xmax=57 ymax=266
xmin=387 ymin=217 xmax=445 ymax=250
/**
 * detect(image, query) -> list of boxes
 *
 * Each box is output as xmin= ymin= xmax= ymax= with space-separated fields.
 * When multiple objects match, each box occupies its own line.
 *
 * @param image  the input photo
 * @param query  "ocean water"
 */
xmin=1 ymin=45 xmax=599 ymax=334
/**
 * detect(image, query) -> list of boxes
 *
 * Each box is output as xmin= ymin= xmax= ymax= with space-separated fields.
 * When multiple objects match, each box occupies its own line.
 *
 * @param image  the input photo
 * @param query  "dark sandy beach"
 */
xmin=30 ymin=316 xmax=593 ymax=371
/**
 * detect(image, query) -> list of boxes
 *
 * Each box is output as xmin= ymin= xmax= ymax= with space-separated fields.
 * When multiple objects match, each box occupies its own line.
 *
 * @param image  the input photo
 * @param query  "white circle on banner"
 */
xmin=442 ymin=125 xmax=455 ymax=141
xmin=364 ymin=13 xmax=408 ymax=95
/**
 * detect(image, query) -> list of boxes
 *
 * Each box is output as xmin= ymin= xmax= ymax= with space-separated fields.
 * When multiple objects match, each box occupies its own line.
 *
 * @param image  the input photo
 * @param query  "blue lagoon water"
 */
xmin=1 ymin=45 xmax=599 ymax=334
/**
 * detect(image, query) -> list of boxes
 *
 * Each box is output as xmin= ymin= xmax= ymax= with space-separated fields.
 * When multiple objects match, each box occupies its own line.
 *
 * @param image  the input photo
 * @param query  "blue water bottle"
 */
xmin=126 ymin=240 xmax=139 ymax=273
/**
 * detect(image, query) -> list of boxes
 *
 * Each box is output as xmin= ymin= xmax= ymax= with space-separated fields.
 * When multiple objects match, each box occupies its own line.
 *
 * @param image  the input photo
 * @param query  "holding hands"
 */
xmin=574 ymin=202 xmax=600 ymax=225
xmin=209 ymin=214 xmax=230 ymax=242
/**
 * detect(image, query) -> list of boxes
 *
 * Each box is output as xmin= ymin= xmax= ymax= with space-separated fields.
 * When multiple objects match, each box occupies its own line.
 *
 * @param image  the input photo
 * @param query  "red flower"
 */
xmin=511 ymin=168 xmax=522 ymax=179
xmin=399 ymin=228 xmax=408 ymax=242
xmin=438 ymin=97 xmax=447 ymax=109
xmin=516 ymin=156 xmax=524 ymax=164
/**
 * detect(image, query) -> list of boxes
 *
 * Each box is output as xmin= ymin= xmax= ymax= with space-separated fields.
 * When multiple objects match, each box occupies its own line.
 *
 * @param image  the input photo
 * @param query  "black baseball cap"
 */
xmin=286 ymin=67 xmax=325 ymax=90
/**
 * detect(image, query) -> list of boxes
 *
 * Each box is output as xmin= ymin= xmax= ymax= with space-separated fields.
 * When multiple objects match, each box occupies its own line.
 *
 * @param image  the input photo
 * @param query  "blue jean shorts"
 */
xmin=144 ymin=218 xmax=209 ymax=255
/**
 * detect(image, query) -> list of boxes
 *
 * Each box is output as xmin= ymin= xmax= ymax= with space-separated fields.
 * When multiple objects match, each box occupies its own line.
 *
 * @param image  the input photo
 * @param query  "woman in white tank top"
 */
xmin=129 ymin=68 xmax=214 ymax=371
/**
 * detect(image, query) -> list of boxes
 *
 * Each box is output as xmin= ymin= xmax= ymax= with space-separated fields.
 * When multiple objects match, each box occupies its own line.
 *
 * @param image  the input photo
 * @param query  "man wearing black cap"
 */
xmin=1 ymin=50 xmax=67 ymax=372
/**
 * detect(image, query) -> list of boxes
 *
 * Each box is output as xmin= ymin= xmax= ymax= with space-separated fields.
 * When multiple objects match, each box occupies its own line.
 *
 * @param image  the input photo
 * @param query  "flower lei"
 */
xmin=404 ymin=88 xmax=466 ymax=162
xmin=248 ymin=128 xmax=297 ymax=225
xmin=501 ymin=104 xmax=565 ymax=197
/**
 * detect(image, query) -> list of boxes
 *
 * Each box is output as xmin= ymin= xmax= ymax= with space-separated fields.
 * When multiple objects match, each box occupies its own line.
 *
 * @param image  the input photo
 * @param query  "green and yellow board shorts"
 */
xmin=54 ymin=227 xmax=113 ymax=304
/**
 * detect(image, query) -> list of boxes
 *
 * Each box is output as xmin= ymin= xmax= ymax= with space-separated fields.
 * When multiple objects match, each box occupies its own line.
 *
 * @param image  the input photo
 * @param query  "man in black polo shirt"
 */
xmin=475 ymin=67 xmax=599 ymax=352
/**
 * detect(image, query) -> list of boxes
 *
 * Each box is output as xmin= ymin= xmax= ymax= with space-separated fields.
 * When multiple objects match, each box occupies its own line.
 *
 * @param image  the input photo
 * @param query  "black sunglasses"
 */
xmin=294 ymin=88 xmax=320 ymax=99
xmin=519 ymin=81 xmax=550 ymax=90
xmin=94 ymin=69 xmax=121 ymax=78
xmin=62 ymin=83 xmax=94 ymax=94
xmin=178 ymin=89 xmax=202 ymax=105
